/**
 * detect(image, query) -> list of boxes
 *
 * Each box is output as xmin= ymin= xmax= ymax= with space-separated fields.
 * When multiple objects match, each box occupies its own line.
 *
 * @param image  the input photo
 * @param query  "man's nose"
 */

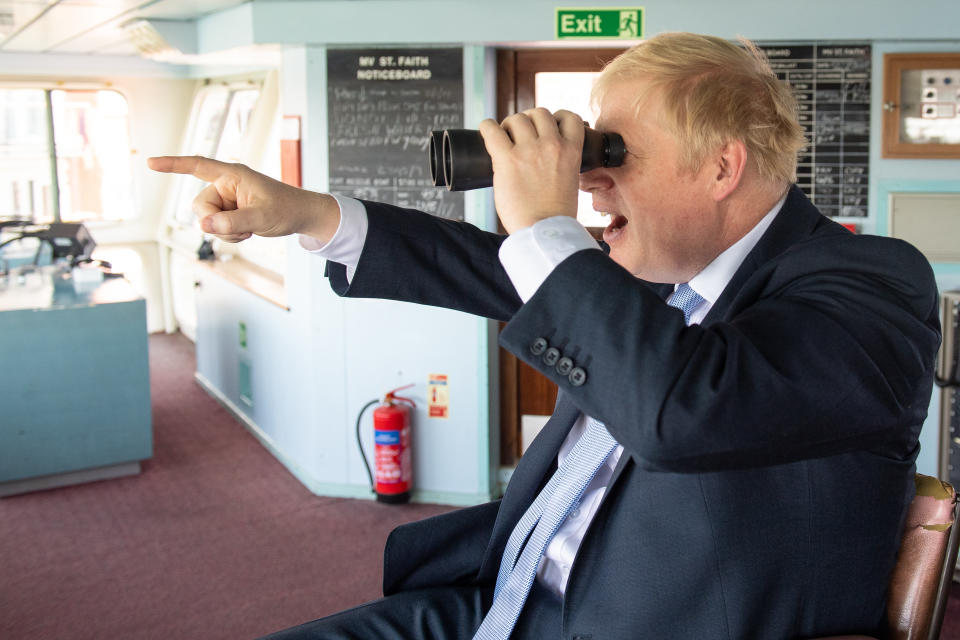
xmin=579 ymin=167 xmax=612 ymax=192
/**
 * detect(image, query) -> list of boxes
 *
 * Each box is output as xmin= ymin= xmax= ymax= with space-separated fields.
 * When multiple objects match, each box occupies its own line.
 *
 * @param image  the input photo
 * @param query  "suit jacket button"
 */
xmin=569 ymin=367 xmax=587 ymax=386
xmin=530 ymin=337 xmax=548 ymax=356
xmin=556 ymin=356 xmax=574 ymax=376
xmin=543 ymin=347 xmax=561 ymax=367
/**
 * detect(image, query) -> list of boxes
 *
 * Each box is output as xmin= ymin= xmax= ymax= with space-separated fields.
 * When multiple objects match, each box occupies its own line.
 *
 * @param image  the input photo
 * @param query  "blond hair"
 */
xmin=593 ymin=32 xmax=807 ymax=185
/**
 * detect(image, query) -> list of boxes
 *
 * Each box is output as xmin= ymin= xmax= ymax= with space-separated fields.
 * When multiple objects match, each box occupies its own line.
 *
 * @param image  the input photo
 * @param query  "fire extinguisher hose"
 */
xmin=355 ymin=398 xmax=380 ymax=494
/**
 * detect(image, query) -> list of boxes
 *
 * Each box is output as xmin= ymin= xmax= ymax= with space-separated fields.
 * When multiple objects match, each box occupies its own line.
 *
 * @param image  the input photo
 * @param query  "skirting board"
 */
xmin=0 ymin=461 xmax=141 ymax=498
xmin=194 ymin=372 xmax=492 ymax=507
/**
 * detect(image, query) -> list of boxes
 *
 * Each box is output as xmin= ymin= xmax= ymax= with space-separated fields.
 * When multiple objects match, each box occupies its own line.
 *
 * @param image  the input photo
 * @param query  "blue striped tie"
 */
xmin=473 ymin=282 xmax=704 ymax=640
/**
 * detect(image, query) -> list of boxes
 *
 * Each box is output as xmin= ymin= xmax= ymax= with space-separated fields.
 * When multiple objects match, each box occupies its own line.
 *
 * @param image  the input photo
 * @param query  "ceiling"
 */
xmin=0 ymin=0 xmax=247 ymax=56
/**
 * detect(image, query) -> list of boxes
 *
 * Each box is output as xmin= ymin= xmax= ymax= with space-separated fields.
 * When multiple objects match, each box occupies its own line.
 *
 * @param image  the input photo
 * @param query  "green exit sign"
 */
xmin=556 ymin=7 xmax=644 ymax=39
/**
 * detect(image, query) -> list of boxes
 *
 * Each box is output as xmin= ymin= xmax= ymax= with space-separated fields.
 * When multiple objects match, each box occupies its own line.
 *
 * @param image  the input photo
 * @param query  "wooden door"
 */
xmin=496 ymin=48 xmax=625 ymax=465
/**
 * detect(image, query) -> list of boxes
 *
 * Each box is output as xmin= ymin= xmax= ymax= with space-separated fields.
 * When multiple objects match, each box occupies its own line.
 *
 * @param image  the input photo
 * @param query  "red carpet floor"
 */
xmin=0 ymin=332 xmax=454 ymax=640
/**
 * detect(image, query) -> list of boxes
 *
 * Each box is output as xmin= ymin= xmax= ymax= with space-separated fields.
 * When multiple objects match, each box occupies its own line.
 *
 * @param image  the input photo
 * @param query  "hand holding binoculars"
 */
xmin=429 ymin=127 xmax=626 ymax=191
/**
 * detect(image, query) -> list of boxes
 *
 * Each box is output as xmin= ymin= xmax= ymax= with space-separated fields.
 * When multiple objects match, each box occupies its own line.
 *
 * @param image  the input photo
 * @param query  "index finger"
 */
xmin=147 ymin=155 xmax=232 ymax=183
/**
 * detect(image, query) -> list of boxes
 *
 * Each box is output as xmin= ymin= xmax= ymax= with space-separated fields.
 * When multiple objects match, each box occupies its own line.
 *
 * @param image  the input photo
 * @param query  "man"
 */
xmin=150 ymin=32 xmax=940 ymax=639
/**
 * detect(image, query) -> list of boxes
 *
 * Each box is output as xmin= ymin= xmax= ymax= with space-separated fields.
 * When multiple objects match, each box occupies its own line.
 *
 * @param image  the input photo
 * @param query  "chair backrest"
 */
xmin=886 ymin=473 xmax=960 ymax=640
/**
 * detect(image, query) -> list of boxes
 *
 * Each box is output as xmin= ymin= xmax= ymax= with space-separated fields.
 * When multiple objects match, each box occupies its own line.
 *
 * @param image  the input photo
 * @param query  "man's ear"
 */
xmin=711 ymin=139 xmax=747 ymax=202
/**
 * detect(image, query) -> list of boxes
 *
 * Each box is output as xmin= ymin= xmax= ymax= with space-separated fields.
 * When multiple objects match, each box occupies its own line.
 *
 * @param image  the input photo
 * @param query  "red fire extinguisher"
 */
xmin=356 ymin=384 xmax=415 ymax=504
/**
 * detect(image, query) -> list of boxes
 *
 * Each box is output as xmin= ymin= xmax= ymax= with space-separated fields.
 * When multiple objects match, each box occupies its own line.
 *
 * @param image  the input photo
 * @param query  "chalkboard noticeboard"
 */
xmin=327 ymin=48 xmax=464 ymax=221
xmin=759 ymin=43 xmax=871 ymax=218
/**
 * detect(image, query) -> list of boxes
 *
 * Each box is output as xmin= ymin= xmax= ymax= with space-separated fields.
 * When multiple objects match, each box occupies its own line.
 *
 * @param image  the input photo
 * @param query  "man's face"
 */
xmin=581 ymin=79 xmax=725 ymax=283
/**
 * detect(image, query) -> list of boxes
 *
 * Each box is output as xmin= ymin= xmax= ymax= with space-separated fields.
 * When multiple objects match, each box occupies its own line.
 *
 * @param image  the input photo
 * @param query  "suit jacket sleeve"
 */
xmin=499 ymin=232 xmax=941 ymax=471
xmin=325 ymin=199 xmax=522 ymax=321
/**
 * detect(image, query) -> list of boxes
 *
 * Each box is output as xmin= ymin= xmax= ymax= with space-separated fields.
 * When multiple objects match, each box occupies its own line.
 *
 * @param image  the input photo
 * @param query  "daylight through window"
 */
xmin=0 ymin=88 xmax=134 ymax=223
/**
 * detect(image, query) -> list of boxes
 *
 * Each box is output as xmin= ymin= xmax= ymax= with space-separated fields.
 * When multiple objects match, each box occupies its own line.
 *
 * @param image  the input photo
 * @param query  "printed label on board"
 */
xmin=428 ymin=374 xmax=449 ymax=418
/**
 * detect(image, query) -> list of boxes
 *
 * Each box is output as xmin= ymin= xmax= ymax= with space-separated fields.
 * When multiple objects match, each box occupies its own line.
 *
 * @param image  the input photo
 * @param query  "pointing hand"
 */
xmin=147 ymin=156 xmax=340 ymax=244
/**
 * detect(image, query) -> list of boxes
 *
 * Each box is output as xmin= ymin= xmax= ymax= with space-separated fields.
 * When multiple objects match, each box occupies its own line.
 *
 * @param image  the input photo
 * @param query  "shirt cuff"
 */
xmin=298 ymin=195 xmax=369 ymax=282
xmin=498 ymin=216 xmax=600 ymax=303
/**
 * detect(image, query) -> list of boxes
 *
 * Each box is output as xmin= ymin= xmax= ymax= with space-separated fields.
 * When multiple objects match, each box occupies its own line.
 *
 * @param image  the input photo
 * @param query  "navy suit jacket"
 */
xmin=325 ymin=186 xmax=941 ymax=639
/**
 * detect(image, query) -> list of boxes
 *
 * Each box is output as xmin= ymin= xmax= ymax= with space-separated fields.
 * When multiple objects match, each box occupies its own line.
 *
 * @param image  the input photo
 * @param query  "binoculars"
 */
xmin=429 ymin=127 xmax=626 ymax=191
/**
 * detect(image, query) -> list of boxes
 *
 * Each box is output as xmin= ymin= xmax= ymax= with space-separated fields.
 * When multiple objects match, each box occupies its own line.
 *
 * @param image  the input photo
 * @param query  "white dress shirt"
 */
xmin=301 ymin=193 xmax=785 ymax=597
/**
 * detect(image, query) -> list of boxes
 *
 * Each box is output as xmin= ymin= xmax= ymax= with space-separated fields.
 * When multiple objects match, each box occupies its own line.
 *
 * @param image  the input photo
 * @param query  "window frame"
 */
xmin=159 ymin=72 xmax=288 ymax=282
xmin=165 ymin=79 xmax=266 ymax=230
xmin=0 ymin=82 xmax=135 ymax=226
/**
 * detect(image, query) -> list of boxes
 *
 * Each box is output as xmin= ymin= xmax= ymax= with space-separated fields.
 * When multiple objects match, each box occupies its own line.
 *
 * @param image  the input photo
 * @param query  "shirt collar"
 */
xmin=685 ymin=193 xmax=787 ymax=305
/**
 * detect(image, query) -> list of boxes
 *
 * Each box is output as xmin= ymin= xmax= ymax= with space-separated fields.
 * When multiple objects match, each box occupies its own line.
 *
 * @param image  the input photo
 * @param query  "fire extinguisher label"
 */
xmin=374 ymin=428 xmax=410 ymax=488
xmin=375 ymin=444 xmax=402 ymax=483
xmin=374 ymin=430 xmax=401 ymax=445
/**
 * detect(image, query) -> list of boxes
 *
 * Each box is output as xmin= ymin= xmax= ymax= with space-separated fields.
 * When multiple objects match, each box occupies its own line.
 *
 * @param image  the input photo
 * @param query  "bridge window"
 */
xmin=0 ymin=88 xmax=133 ymax=223
xmin=163 ymin=77 xmax=285 ymax=277
xmin=169 ymin=84 xmax=263 ymax=227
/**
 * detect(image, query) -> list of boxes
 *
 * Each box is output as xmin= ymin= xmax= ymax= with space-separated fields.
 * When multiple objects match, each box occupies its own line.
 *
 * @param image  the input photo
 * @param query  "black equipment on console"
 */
xmin=38 ymin=223 xmax=96 ymax=262
xmin=0 ymin=221 xmax=97 ymax=266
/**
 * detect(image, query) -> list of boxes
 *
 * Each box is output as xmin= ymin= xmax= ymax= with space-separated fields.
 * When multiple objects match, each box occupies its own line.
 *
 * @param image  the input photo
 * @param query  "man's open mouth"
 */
xmin=603 ymin=214 xmax=628 ymax=242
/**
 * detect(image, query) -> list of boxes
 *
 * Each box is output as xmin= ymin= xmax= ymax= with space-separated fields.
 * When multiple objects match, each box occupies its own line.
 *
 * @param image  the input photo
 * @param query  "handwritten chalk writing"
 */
xmin=758 ymin=42 xmax=871 ymax=218
xmin=328 ymin=48 xmax=465 ymax=220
